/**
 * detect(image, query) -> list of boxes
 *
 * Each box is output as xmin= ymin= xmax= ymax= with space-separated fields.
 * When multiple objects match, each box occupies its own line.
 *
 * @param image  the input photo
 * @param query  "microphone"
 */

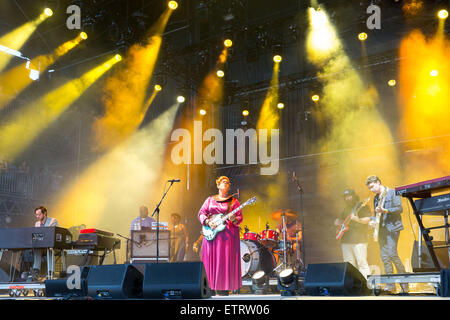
xmin=168 ymin=179 xmax=180 ymax=183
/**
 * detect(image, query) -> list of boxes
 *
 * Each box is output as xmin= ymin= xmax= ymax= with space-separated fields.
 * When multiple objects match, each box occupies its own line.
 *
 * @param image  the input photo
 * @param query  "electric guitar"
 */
xmin=202 ymin=196 xmax=257 ymax=241
xmin=336 ymin=197 xmax=371 ymax=240
xmin=372 ymin=189 xmax=388 ymax=242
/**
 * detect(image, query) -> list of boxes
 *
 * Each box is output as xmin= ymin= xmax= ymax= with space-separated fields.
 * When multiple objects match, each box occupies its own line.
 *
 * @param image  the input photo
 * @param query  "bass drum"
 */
xmin=240 ymin=240 xmax=276 ymax=278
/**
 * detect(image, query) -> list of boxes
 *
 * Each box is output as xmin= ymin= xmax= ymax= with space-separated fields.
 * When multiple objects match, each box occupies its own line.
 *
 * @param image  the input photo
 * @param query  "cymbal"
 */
xmin=270 ymin=209 xmax=299 ymax=221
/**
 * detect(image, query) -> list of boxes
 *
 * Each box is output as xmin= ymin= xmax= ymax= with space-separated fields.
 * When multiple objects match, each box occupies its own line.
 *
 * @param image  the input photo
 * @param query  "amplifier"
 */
xmin=130 ymin=230 xmax=170 ymax=260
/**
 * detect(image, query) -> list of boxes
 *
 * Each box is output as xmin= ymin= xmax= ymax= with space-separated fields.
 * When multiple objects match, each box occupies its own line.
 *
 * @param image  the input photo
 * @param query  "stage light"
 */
xmin=277 ymin=268 xmax=298 ymax=296
xmin=199 ymin=109 xmax=206 ymax=115
xmin=311 ymin=94 xmax=320 ymax=102
xmin=216 ymin=70 xmax=225 ymax=78
xmin=438 ymin=9 xmax=448 ymax=19
xmin=44 ymin=8 xmax=53 ymax=17
xmin=273 ymin=55 xmax=282 ymax=63
xmin=358 ymin=32 xmax=368 ymax=41
xmin=168 ymin=1 xmax=178 ymax=10
xmin=242 ymin=110 xmax=249 ymax=116
xmin=154 ymin=84 xmax=162 ymax=91
xmin=114 ymin=54 xmax=122 ymax=61
xmin=251 ymin=271 xmax=269 ymax=295
xmin=430 ymin=70 xmax=439 ymax=77
xmin=224 ymin=39 xmax=233 ymax=48
xmin=277 ymin=102 xmax=284 ymax=109
xmin=80 ymin=32 xmax=88 ymax=40
xmin=177 ymin=96 xmax=185 ymax=103
xmin=388 ymin=79 xmax=396 ymax=87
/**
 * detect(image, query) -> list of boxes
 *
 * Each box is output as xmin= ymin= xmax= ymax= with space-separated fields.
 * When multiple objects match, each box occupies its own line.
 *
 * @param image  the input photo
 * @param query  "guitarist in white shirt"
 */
xmin=366 ymin=175 xmax=408 ymax=294
xmin=334 ymin=189 xmax=371 ymax=279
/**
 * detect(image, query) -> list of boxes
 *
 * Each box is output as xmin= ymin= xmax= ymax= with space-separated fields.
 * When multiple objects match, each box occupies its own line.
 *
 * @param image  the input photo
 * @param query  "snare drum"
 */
xmin=242 ymin=232 xmax=260 ymax=242
xmin=259 ymin=229 xmax=279 ymax=247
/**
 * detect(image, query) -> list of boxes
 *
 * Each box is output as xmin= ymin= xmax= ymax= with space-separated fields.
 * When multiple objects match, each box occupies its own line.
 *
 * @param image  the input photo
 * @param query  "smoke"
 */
xmin=53 ymin=103 xmax=181 ymax=261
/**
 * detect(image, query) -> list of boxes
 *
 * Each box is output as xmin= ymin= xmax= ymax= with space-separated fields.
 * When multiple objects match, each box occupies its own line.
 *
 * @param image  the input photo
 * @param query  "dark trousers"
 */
xmin=378 ymin=229 xmax=406 ymax=274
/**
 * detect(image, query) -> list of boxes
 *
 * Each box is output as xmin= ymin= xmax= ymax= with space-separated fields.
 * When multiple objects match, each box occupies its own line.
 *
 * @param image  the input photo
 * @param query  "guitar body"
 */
xmin=336 ymin=197 xmax=371 ymax=241
xmin=202 ymin=214 xmax=227 ymax=241
xmin=372 ymin=190 xmax=387 ymax=242
xmin=202 ymin=196 xmax=257 ymax=241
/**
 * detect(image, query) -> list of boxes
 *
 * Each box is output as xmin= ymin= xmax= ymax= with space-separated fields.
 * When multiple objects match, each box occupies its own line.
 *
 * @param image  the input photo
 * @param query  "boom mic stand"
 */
xmin=292 ymin=171 xmax=306 ymax=272
xmin=151 ymin=180 xmax=177 ymax=263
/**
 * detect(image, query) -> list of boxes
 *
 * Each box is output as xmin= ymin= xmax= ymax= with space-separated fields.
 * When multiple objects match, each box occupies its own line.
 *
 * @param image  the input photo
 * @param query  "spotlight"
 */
xmin=216 ymin=70 xmax=225 ymax=78
xmin=311 ymin=94 xmax=320 ymax=102
xmin=273 ymin=55 xmax=282 ymax=63
xmin=252 ymin=271 xmax=269 ymax=294
xmin=154 ymin=84 xmax=162 ymax=91
xmin=177 ymin=96 xmax=185 ymax=103
xmin=199 ymin=109 xmax=206 ymax=115
xmin=44 ymin=8 xmax=53 ymax=17
xmin=168 ymin=1 xmax=178 ymax=10
xmin=358 ymin=32 xmax=368 ymax=41
xmin=242 ymin=110 xmax=249 ymax=116
xmin=277 ymin=268 xmax=298 ymax=296
xmin=430 ymin=70 xmax=439 ymax=77
xmin=114 ymin=54 xmax=122 ymax=61
xmin=277 ymin=102 xmax=284 ymax=109
xmin=438 ymin=9 xmax=448 ymax=19
xmin=388 ymin=79 xmax=396 ymax=87
xmin=80 ymin=32 xmax=88 ymax=40
xmin=224 ymin=39 xmax=233 ymax=48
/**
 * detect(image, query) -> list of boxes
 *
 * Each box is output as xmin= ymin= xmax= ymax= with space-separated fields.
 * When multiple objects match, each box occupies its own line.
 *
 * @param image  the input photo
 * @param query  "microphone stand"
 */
xmin=151 ymin=181 xmax=176 ymax=263
xmin=293 ymin=171 xmax=306 ymax=272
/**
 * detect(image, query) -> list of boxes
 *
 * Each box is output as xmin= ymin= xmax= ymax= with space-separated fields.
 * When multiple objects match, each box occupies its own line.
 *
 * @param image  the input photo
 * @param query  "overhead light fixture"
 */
xmin=114 ymin=54 xmax=122 ymax=61
xmin=252 ymin=271 xmax=269 ymax=295
xmin=277 ymin=102 xmax=285 ymax=109
xmin=277 ymin=268 xmax=298 ymax=296
xmin=44 ymin=8 xmax=53 ymax=17
xmin=224 ymin=39 xmax=233 ymax=48
xmin=273 ymin=55 xmax=282 ymax=63
xmin=358 ymin=32 xmax=368 ymax=41
xmin=438 ymin=9 xmax=448 ymax=19
xmin=177 ymin=96 xmax=185 ymax=103
xmin=80 ymin=32 xmax=88 ymax=40
xmin=168 ymin=1 xmax=178 ymax=10
xmin=430 ymin=70 xmax=439 ymax=77
xmin=199 ymin=109 xmax=206 ymax=115
xmin=388 ymin=79 xmax=396 ymax=87
xmin=154 ymin=84 xmax=162 ymax=91
xmin=242 ymin=110 xmax=249 ymax=116
xmin=216 ymin=70 xmax=225 ymax=78
xmin=311 ymin=94 xmax=320 ymax=102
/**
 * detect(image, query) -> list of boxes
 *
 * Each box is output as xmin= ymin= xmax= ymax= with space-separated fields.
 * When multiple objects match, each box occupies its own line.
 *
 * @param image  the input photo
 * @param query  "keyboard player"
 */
xmin=30 ymin=206 xmax=58 ymax=281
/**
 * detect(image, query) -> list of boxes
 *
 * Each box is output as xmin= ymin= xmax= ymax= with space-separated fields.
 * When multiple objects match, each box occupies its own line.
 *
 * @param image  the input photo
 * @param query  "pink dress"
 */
xmin=198 ymin=196 xmax=243 ymax=291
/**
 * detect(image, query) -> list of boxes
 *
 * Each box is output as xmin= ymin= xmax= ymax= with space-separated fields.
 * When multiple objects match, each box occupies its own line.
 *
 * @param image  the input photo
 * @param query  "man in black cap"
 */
xmin=334 ymin=189 xmax=371 ymax=279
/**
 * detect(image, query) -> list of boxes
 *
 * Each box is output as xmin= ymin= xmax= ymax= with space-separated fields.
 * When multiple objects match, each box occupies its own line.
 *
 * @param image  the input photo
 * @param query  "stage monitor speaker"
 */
xmin=87 ymin=264 xmax=143 ymax=299
xmin=304 ymin=262 xmax=369 ymax=296
xmin=440 ymin=269 xmax=450 ymax=297
xmin=45 ymin=266 xmax=90 ymax=298
xmin=143 ymin=262 xmax=211 ymax=299
xmin=411 ymin=240 xmax=449 ymax=270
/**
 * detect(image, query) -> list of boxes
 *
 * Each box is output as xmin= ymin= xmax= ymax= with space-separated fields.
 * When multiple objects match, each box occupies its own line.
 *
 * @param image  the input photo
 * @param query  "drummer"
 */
xmin=273 ymin=209 xmax=302 ymax=243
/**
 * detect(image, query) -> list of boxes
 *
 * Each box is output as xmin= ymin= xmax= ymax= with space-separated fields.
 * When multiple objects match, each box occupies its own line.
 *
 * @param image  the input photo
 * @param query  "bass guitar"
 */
xmin=202 ymin=196 xmax=257 ymax=241
xmin=336 ymin=197 xmax=371 ymax=240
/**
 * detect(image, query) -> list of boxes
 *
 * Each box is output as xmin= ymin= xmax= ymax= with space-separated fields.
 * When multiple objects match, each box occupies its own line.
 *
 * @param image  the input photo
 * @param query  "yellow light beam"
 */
xmin=0 ymin=56 xmax=120 ymax=161
xmin=92 ymin=8 xmax=174 ymax=151
xmin=0 ymin=34 xmax=84 ymax=109
xmin=0 ymin=13 xmax=50 ymax=72
xmin=257 ymin=61 xmax=280 ymax=130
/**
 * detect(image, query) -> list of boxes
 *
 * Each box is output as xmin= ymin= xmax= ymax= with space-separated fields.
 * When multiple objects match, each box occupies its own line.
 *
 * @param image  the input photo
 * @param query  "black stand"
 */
xmin=292 ymin=171 xmax=306 ymax=272
xmin=151 ymin=181 xmax=176 ymax=263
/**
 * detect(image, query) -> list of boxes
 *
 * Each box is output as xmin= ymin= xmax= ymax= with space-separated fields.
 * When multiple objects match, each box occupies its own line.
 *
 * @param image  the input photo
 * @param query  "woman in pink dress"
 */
xmin=198 ymin=176 xmax=243 ymax=296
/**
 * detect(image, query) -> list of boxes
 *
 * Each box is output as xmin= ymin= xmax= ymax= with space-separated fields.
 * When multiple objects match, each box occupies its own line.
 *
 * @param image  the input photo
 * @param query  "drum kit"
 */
xmin=240 ymin=209 xmax=303 ymax=279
